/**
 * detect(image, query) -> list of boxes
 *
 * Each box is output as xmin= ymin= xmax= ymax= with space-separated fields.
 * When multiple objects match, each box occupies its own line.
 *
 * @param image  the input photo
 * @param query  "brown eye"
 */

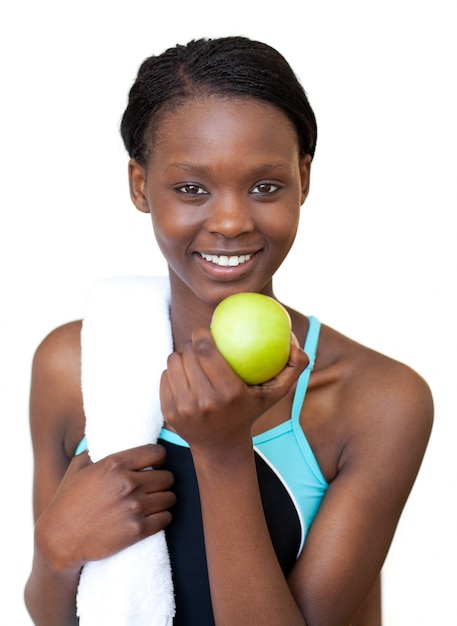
xmin=250 ymin=182 xmax=281 ymax=195
xmin=176 ymin=183 xmax=208 ymax=195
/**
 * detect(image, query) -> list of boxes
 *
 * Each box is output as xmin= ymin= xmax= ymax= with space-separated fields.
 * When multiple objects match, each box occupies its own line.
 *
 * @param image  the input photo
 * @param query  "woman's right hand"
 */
xmin=35 ymin=443 xmax=176 ymax=572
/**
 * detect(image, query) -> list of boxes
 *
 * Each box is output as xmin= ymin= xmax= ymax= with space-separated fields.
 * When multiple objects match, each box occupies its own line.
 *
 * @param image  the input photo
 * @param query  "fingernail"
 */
xmin=291 ymin=333 xmax=301 ymax=349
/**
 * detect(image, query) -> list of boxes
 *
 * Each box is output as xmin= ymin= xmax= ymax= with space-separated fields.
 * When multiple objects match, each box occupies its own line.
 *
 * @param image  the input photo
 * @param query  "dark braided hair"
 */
xmin=120 ymin=36 xmax=317 ymax=166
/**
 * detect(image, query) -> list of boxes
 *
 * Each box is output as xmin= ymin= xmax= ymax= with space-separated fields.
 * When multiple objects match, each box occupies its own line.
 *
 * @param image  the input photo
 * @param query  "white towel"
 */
xmin=76 ymin=275 xmax=175 ymax=626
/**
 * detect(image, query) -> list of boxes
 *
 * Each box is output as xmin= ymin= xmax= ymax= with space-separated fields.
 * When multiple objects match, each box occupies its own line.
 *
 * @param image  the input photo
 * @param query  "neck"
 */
xmin=168 ymin=274 xmax=215 ymax=352
xmin=166 ymin=270 xmax=276 ymax=351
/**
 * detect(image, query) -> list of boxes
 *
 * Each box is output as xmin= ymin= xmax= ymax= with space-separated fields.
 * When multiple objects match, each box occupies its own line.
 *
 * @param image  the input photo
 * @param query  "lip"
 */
xmin=194 ymin=250 xmax=259 ymax=281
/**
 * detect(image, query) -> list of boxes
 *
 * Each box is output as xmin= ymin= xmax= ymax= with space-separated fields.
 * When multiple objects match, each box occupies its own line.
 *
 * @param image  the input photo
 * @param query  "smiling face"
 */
xmin=129 ymin=95 xmax=311 ymax=315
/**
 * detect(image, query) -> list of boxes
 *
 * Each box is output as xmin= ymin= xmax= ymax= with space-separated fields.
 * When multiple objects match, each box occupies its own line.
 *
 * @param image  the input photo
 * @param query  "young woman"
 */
xmin=24 ymin=37 xmax=433 ymax=626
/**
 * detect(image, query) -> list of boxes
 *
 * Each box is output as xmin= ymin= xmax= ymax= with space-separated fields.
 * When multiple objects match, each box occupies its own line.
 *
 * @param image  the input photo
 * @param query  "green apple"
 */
xmin=210 ymin=292 xmax=291 ymax=385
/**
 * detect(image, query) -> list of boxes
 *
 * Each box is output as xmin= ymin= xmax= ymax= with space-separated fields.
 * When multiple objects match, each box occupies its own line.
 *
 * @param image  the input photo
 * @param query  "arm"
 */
xmin=161 ymin=328 xmax=309 ymax=624
xmin=24 ymin=323 xmax=176 ymax=625
xmin=161 ymin=329 xmax=433 ymax=626
xmin=287 ymin=358 xmax=433 ymax=626
xmin=192 ymin=441 xmax=306 ymax=625
xmin=351 ymin=575 xmax=382 ymax=626
xmin=24 ymin=323 xmax=85 ymax=625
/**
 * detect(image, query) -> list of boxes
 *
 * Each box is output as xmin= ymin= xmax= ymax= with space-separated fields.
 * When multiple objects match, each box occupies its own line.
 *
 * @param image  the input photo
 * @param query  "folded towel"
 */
xmin=76 ymin=275 xmax=175 ymax=625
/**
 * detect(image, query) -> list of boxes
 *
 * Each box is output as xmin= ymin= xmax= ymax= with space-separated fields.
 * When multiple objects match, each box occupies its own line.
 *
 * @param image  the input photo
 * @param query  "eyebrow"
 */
xmin=165 ymin=161 xmax=212 ymax=174
xmin=164 ymin=161 xmax=291 ymax=174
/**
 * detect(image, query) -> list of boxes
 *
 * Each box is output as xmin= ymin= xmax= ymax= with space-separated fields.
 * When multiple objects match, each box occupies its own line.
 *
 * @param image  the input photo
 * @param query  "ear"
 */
xmin=299 ymin=154 xmax=312 ymax=205
xmin=128 ymin=158 xmax=150 ymax=214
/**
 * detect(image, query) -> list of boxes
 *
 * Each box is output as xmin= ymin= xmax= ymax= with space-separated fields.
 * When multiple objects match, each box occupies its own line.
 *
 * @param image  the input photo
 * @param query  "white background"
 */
xmin=1 ymin=1 xmax=456 ymax=623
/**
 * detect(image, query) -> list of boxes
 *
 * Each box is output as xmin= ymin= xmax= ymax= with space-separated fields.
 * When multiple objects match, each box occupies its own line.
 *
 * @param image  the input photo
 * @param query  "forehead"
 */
xmin=148 ymin=96 xmax=300 ymax=166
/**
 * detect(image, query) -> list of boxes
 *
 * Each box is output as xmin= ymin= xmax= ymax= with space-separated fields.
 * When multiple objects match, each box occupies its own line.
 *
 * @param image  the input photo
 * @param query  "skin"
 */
xmin=24 ymin=96 xmax=433 ymax=625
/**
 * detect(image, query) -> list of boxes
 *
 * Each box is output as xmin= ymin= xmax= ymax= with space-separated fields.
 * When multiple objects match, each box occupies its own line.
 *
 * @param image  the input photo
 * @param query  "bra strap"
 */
xmin=291 ymin=316 xmax=321 ymax=424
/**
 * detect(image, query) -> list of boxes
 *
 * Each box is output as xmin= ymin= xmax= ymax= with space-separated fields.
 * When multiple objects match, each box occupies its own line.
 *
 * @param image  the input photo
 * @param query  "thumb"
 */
xmin=287 ymin=332 xmax=310 ymax=372
xmin=69 ymin=449 xmax=92 ymax=471
xmin=256 ymin=333 xmax=309 ymax=397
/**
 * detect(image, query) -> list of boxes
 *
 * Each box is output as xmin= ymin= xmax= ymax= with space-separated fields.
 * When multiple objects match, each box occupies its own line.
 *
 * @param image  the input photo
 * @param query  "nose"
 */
xmin=204 ymin=193 xmax=255 ymax=238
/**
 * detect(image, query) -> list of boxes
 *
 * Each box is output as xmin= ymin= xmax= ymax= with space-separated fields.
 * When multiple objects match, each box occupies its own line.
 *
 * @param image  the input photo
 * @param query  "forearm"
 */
xmin=192 ymin=443 xmax=306 ymax=626
xmin=25 ymin=540 xmax=80 ymax=625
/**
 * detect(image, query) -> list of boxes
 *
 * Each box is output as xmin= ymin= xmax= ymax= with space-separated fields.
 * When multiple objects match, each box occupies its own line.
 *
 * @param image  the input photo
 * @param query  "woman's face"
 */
xmin=129 ymin=96 xmax=311 ymax=308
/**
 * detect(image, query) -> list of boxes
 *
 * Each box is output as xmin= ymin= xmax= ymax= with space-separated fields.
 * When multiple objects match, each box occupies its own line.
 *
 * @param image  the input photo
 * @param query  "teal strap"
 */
xmin=291 ymin=316 xmax=321 ymax=424
xmin=74 ymin=435 xmax=88 ymax=455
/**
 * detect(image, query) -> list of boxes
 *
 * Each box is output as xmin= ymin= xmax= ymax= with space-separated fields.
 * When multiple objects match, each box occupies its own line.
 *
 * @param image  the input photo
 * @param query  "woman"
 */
xmin=25 ymin=37 xmax=433 ymax=625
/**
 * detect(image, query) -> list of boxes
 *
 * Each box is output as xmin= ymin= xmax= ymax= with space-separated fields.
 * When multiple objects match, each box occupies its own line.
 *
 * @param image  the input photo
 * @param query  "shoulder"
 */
xmin=30 ymin=321 xmax=85 ymax=461
xmin=343 ymin=327 xmax=432 ymax=431
xmin=317 ymin=323 xmax=433 ymax=475
xmin=33 ymin=320 xmax=82 ymax=368
xmin=32 ymin=321 xmax=83 ymax=410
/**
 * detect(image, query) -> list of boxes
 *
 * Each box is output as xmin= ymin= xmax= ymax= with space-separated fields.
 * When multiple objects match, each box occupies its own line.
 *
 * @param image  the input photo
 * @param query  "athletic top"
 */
xmin=75 ymin=315 xmax=328 ymax=625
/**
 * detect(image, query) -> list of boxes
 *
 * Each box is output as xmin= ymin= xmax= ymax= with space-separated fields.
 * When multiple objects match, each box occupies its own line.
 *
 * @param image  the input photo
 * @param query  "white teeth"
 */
xmin=200 ymin=253 xmax=252 ymax=267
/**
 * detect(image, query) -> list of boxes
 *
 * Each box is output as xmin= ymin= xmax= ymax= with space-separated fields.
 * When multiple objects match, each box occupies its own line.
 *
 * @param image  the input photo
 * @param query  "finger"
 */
xmin=162 ymin=350 xmax=193 ymax=403
xmin=247 ymin=336 xmax=308 ymax=405
xmin=262 ymin=336 xmax=309 ymax=391
xmin=142 ymin=510 xmax=174 ymax=536
xmin=141 ymin=490 xmax=177 ymax=516
xmin=139 ymin=468 xmax=175 ymax=493
xmin=105 ymin=443 xmax=168 ymax=472
xmin=181 ymin=332 xmax=230 ymax=392
xmin=70 ymin=449 xmax=92 ymax=471
xmin=160 ymin=351 xmax=199 ymax=423
xmin=125 ymin=507 xmax=175 ymax=542
xmin=288 ymin=333 xmax=310 ymax=371
xmin=163 ymin=337 xmax=234 ymax=418
xmin=160 ymin=369 xmax=174 ymax=419
xmin=190 ymin=326 xmax=244 ymax=388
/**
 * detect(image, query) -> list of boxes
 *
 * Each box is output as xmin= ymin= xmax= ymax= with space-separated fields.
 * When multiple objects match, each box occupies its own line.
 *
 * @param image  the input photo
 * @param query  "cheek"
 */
xmin=272 ymin=223 xmax=299 ymax=262
xmin=264 ymin=205 xmax=300 ymax=245
xmin=149 ymin=204 xmax=197 ymax=260
xmin=252 ymin=212 xmax=299 ymax=279
xmin=151 ymin=217 xmax=180 ymax=254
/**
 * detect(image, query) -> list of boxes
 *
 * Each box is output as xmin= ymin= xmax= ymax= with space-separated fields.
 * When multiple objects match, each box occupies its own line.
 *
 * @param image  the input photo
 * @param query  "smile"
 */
xmin=200 ymin=253 xmax=252 ymax=267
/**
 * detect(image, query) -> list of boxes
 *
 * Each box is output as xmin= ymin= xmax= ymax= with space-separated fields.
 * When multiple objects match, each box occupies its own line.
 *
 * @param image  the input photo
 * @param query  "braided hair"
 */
xmin=120 ymin=36 xmax=317 ymax=166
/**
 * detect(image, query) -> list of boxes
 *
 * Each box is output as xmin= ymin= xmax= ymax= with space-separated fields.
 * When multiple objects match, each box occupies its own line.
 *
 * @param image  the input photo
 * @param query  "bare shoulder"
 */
xmin=30 ymin=321 xmax=85 ymax=484
xmin=33 ymin=320 xmax=82 ymax=366
xmin=318 ymin=323 xmax=434 ymax=472
xmin=32 ymin=320 xmax=83 ymax=406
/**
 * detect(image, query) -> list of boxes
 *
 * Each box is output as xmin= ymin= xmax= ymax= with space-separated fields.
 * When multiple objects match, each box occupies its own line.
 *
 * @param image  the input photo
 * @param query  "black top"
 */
xmin=160 ymin=438 xmax=301 ymax=625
